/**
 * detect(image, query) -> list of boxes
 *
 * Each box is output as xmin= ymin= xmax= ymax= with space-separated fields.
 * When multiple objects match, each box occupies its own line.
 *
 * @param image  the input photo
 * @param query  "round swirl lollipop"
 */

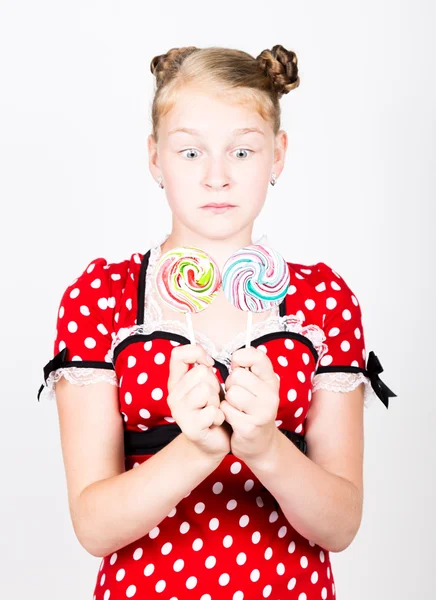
xmin=154 ymin=246 xmax=222 ymax=344
xmin=222 ymin=244 xmax=290 ymax=348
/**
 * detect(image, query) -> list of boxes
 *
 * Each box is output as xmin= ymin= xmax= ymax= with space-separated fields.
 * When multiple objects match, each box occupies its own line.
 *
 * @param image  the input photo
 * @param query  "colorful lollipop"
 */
xmin=154 ymin=246 xmax=222 ymax=344
xmin=222 ymin=244 xmax=290 ymax=347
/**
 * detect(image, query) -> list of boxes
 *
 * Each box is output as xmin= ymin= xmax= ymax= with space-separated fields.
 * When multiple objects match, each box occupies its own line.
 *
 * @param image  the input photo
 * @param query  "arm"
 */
xmin=56 ymin=376 xmax=224 ymax=558
xmin=243 ymin=384 xmax=365 ymax=553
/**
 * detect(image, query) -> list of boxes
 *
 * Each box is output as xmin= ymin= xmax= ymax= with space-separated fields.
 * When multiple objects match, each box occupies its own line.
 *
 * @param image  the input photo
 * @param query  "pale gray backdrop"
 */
xmin=1 ymin=0 xmax=434 ymax=598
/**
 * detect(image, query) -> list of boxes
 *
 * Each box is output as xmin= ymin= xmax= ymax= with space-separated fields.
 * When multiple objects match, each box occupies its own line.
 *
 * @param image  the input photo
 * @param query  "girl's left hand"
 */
xmin=220 ymin=346 xmax=280 ymax=464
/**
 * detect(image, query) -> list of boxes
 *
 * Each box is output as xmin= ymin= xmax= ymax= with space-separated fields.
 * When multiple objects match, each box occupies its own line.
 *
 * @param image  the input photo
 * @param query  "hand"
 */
xmin=220 ymin=346 xmax=280 ymax=465
xmin=167 ymin=343 xmax=231 ymax=460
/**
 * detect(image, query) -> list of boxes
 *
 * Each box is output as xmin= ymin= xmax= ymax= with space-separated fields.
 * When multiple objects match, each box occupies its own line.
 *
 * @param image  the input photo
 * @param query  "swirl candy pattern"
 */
xmin=154 ymin=246 xmax=222 ymax=314
xmin=222 ymin=244 xmax=290 ymax=313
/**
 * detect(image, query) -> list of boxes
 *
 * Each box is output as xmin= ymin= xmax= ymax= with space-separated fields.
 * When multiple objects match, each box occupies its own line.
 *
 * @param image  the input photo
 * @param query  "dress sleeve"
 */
xmin=312 ymin=262 xmax=397 ymax=409
xmin=37 ymin=257 xmax=120 ymax=402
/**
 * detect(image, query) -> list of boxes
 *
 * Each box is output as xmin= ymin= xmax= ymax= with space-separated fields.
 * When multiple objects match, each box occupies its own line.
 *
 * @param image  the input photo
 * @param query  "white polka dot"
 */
xmin=326 ymin=297 xmax=337 ymax=310
xmin=137 ymin=372 xmax=148 ymax=384
xmin=186 ymin=576 xmax=198 ymax=589
xmin=302 ymin=353 xmax=310 ymax=365
xmin=328 ymin=327 xmax=340 ymax=337
xmin=277 ymin=356 xmax=288 ymax=367
xmin=311 ymin=570 xmax=319 ymax=583
xmin=284 ymin=338 xmax=294 ymax=349
xmin=362 ymin=348 xmax=366 ymax=361
xmin=109 ymin=553 xmax=117 ymax=565
xmin=269 ymin=511 xmax=279 ymax=523
xmin=84 ymin=337 xmax=96 ymax=349
xmin=297 ymin=371 xmax=305 ymax=383
xmin=194 ymin=502 xmax=205 ymax=514
xmin=305 ymin=299 xmax=315 ymax=310
xmin=103 ymin=590 xmax=110 ymax=600
xmin=97 ymin=323 xmax=109 ymax=335
xmin=205 ymin=556 xmax=216 ymax=568
xmin=298 ymin=594 xmax=307 ymax=600
xmin=263 ymin=584 xmax=272 ymax=597
xmin=192 ymin=538 xmax=203 ymax=551
xmin=341 ymin=340 xmax=350 ymax=352
xmin=239 ymin=515 xmax=249 ymax=527
xmin=154 ymin=352 xmax=166 ymax=364
xmin=288 ymin=541 xmax=296 ymax=553
xmin=155 ymin=580 xmax=166 ymax=592
xmin=250 ymin=569 xmax=260 ymax=582
xmin=296 ymin=310 xmax=305 ymax=321
xmin=180 ymin=521 xmax=190 ymax=534
xmin=244 ymin=479 xmax=254 ymax=491
xmin=98 ymin=298 xmax=108 ymax=310
xmin=278 ymin=525 xmax=287 ymax=538
xmin=213 ymin=482 xmax=223 ymax=494
xmin=230 ymin=461 xmax=242 ymax=474
xmin=287 ymin=389 xmax=297 ymax=401
xmin=218 ymin=572 xmax=231 ymax=586
xmin=320 ymin=354 xmax=333 ymax=366
xmin=288 ymin=577 xmax=297 ymax=589
xmin=295 ymin=424 xmax=303 ymax=433
xmin=126 ymin=298 xmax=132 ymax=310
xmin=70 ymin=288 xmax=80 ymax=299
xmin=321 ymin=588 xmax=327 ymax=599
xmin=209 ymin=518 xmax=219 ymax=530
xmin=151 ymin=388 xmax=163 ymax=400
xmin=300 ymin=555 xmax=308 ymax=568
xmin=59 ymin=306 xmax=65 ymax=318
xmin=319 ymin=550 xmax=325 ymax=562
xmin=143 ymin=563 xmax=155 ymax=576
xmin=264 ymin=547 xmax=272 ymax=559
xmin=87 ymin=263 xmax=96 ymax=273
xmin=277 ymin=562 xmax=285 ymax=575
xmin=351 ymin=360 xmax=359 ymax=367
xmin=227 ymin=499 xmax=237 ymax=510
xmin=115 ymin=568 xmax=125 ymax=581
xmin=128 ymin=356 xmax=136 ymax=368
xmin=287 ymin=285 xmax=297 ymax=295
xmin=68 ymin=321 xmax=78 ymax=333
xmin=59 ymin=340 xmax=66 ymax=351
xmin=139 ymin=408 xmax=150 ymax=419
xmin=173 ymin=559 xmax=184 ymax=571
xmin=100 ymin=573 xmax=105 ymax=586
xmin=252 ymin=531 xmax=261 ymax=544
xmin=354 ymin=327 xmax=361 ymax=339
xmin=133 ymin=547 xmax=143 ymax=560
xmin=91 ymin=278 xmax=101 ymax=289
xmin=125 ymin=392 xmax=132 ymax=405
xmin=351 ymin=295 xmax=359 ymax=306
xmin=72 ymin=355 xmax=82 ymax=361
xmin=80 ymin=305 xmax=90 ymax=316
xmin=111 ymin=273 xmax=121 ymax=281
xmin=343 ymin=308 xmax=352 ymax=320
xmin=257 ymin=345 xmax=267 ymax=353
xmin=108 ymin=297 xmax=115 ymax=309
xmin=315 ymin=282 xmax=326 ymax=292
xmin=161 ymin=542 xmax=172 ymax=555
xmin=149 ymin=526 xmax=160 ymax=538
xmin=294 ymin=407 xmax=303 ymax=418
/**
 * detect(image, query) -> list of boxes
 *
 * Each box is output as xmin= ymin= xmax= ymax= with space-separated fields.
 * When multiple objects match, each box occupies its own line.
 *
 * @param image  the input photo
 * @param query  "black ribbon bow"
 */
xmin=365 ymin=350 xmax=397 ymax=409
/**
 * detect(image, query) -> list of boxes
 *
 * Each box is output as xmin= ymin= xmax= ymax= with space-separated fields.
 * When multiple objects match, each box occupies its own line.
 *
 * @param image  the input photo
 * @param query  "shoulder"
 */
xmin=285 ymin=259 xmax=361 ymax=305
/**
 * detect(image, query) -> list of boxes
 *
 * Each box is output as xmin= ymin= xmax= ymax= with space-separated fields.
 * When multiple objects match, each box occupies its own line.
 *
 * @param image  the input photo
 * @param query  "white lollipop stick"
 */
xmin=245 ymin=311 xmax=252 ymax=349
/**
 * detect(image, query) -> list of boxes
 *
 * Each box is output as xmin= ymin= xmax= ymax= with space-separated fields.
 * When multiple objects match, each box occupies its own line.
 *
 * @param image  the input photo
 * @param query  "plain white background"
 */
xmin=1 ymin=0 xmax=433 ymax=598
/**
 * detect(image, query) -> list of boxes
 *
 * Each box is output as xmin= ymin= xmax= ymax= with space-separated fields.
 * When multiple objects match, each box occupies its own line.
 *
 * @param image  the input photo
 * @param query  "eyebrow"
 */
xmin=168 ymin=127 xmax=265 ymax=137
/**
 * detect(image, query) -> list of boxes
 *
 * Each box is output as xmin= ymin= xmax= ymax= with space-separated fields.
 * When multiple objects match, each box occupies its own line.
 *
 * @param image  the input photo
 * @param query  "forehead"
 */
xmin=161 ymin=87 xmax=268 ymax=137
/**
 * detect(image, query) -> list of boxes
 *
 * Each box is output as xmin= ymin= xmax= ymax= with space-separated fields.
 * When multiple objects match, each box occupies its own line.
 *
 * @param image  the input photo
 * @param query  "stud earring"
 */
xmin=157 ymin=176 xmax=164 ymax=189
xmin=270 ymin=172 xmax=277 ymax=186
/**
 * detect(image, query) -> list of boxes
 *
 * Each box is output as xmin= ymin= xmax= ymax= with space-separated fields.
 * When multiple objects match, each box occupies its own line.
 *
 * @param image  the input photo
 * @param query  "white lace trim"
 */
xmin=312 ymin=371 xmax=377 ymax=409
xmin=39 ymin=367 xmax=118 ymax=402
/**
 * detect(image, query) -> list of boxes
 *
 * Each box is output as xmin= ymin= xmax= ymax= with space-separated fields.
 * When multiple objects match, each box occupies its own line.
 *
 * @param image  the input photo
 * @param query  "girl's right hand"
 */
xmin=167 ymin=343 xmax=231 ymax=460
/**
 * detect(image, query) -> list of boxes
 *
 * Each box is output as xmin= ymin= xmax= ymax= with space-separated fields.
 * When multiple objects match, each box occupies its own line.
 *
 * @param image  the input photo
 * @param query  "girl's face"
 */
xmin=148 ymin=86 xmax=287 ymax=241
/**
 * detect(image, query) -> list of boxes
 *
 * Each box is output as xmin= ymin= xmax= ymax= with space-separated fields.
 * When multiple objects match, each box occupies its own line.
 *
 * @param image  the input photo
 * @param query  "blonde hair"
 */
xmin=149 ymin=45 xmax=300 ymax=143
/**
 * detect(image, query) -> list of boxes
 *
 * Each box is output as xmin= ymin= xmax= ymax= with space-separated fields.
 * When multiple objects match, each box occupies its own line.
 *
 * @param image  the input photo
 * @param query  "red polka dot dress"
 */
xmin=38 ymin=239 xmax=396 ymax=600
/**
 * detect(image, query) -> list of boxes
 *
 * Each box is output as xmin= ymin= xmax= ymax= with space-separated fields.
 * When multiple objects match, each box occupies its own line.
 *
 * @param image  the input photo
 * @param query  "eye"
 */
xmin=180 ymin=148 xmax=200 ymax=160
xmin=232 ymin=148 xmax=254 ymax=159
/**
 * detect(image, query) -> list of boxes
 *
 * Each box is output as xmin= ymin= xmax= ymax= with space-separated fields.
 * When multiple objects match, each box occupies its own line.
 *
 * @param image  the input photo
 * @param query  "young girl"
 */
xmin=38 ymin=44 xmax=396 ymax=600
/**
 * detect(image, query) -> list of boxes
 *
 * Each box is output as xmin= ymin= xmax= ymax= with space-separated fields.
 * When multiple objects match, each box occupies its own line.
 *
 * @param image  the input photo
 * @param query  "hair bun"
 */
xmin=256 ymin=45 xmax=300 ymax=97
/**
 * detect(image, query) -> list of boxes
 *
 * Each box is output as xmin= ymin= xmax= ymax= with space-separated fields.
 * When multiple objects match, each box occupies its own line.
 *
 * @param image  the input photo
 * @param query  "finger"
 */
xmin=168 ymin=343 xmax=214 ymax=392
xmin=174 ymin=363 xmax=221 ymax=402
xmin=231 ymin=346 xmax=278 ymax=386
xmin=225 ymin=365 xmax=270 ymax=398
xmin=225 ymin=383 xmax=255 ymax=414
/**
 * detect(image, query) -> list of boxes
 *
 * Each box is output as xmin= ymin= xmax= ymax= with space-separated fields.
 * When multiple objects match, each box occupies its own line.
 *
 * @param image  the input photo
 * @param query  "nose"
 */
xmin=203 ymin=157 xmax=231 ymax=190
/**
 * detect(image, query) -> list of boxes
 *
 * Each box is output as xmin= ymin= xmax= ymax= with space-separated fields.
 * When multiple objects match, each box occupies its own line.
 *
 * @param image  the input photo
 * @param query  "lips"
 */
xmin=202 ymin=203 xmax=235 ymax=208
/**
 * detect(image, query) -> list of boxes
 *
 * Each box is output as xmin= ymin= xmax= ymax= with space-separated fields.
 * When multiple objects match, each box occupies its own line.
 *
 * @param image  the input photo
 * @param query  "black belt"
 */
xmin=124 ymin=424 xmax=307 ymax=457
